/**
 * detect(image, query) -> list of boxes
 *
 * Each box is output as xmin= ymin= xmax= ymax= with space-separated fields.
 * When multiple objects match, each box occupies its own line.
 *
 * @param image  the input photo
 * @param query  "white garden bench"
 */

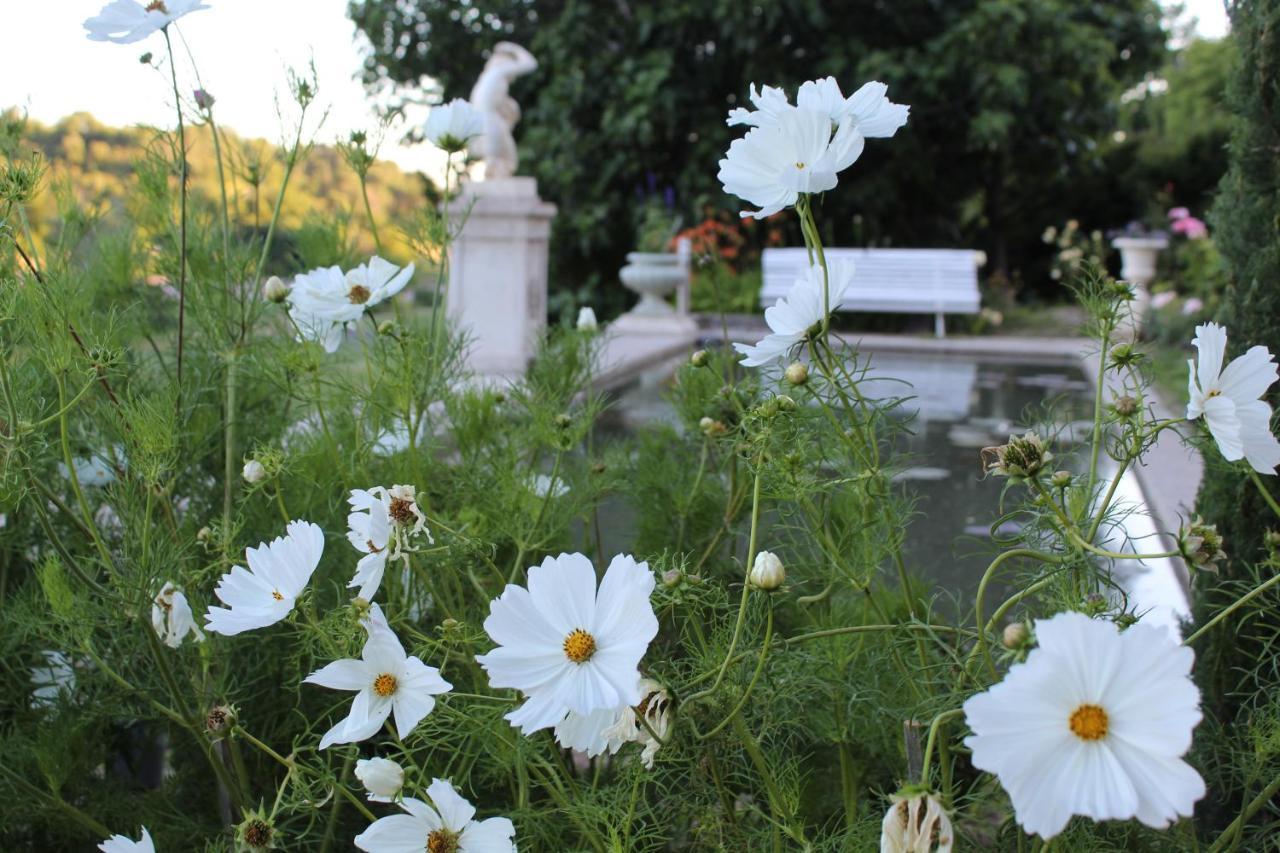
xmin=761 ymin=248 xmax=984 ymax=337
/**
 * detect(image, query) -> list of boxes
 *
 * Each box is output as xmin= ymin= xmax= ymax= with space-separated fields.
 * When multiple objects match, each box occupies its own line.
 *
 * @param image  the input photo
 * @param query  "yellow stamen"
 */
xmin=348 ymin=284 xmax=372 ymax=304
xmin=563 ymin=628 xmax=597 ymax=663
xmin=427 ymin=829 xmax=459 ymax=853
xmin=271 ymin=590 xmax=284 ymax=601
xmin=373 ymin=673 xmax=398 ymax=697
xmin=1068 ymin=704 xmax=1109 ymax=741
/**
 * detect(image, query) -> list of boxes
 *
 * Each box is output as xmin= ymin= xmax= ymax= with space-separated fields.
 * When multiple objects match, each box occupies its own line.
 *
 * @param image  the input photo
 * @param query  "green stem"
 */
xmin=359 ymin=175 xmax=382 ymax=256
xmin=162 ymin=29 xmax=189 ymax=392
xmin=919 ymin=708 xmax=965 ymax=784
xmin=1084 ymin=320 xmax=1114 ymax=501
xmin=1184 ymin=570 xmax=1280 ymax=646
xmin=973 ymin=549 xmax=1061 ymax=678
xmin=1208 ymin=771 xmax=1280 ymax=852
xmin=1246 ymin=467 xmax=1280 ymax=520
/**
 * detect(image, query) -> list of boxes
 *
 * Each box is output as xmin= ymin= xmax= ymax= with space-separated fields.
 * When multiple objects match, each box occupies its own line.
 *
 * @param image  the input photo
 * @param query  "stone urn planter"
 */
xmin=619 ymin=251 xmax=684 ymax=316
xmin=1111 ymin=235 xmax=1168 ymax=332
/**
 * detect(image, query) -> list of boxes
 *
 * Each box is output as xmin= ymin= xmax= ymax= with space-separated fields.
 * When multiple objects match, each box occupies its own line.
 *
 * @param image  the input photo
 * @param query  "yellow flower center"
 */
xmin=794 ymin=161 xmax=806 ymax=170
xmin=373 ymin=673 xmax=398 ymax=697
xmin=1068 ymin=703 xmax=1109 ymax=741
xmin=1206 ymin=388 xmax=1222 ymax=398
xmin=563 ymin=628 xmax=597 ymax=663
xmin=348 ymin=284 xmax=372 ymax=304
xmin=427 ymin=829 xmax=459 ymax=853
xmin=271 ymin=590 xmax=284 ymax=601
xmin=389 ymin=496 xmax=415 ymax=524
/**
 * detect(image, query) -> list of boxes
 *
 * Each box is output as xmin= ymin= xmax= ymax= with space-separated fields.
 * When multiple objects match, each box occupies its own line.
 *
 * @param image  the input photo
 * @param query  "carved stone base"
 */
xmin=447 ymin=178 xmax=556 ymax=378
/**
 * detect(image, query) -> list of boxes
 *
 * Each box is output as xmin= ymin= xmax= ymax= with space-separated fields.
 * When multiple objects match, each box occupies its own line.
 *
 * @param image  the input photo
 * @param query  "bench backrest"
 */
xmin=761 ymin=248 xmax=982 ymax=315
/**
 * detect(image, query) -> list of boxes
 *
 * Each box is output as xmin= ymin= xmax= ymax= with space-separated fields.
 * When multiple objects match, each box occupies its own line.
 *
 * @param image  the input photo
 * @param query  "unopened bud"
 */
xmin=263 ymin=275 xmax=288 ymax=303
xmin=1002 ymin=622 xmax=1030 ymax=649
xmin=690 ymin=349 xmax=709 ymax=368
xmin=591 ymin=462 xmax=606 ymax=474
xmin=1179 ymin=516 xmax=1226 ymax=573
xmin=242 ymin=459 xmax=266 ymax=484
xmin=1113 ymin=395 xmax=1138 ymax=418
xmin=197 ymin=525 xmax=213 ymax=544
xmin=576 ymin=306 xmax=598 ymax=332
xmin=555 ymin=413 xmax=572 ymax=429
xmin=699 ymin=416 xmax=728 ymax=437
xmin=1051 ymin=470 xmax=1072 ymax=489
xmin=662 ymin=568 xmax=682 ymax=587
xmin=377 ymin=320 xmax=397 ymax=336
xmin=775 ymin=394 xmax=797 ymax=413
xmin=785 ymin=361 xmax=808 ymax=386
xmin=748 ymin=551 xmax=785 ymax=591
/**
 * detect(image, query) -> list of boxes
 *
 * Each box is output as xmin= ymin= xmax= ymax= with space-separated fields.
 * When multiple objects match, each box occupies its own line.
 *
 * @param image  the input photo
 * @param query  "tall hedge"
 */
xmin=1193 ymin=0 xmax=1280 ymax=829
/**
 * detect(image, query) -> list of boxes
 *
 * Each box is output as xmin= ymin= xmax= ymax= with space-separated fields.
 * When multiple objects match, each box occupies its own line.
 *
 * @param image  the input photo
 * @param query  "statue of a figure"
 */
xmin=468 ymin=42 xmax=538 ymax=180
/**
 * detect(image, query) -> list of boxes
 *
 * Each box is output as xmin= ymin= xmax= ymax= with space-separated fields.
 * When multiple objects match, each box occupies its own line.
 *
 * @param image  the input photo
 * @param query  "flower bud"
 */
xmin=263 ymin=275 xmax=288 ymax=304
xmin=242 ymin=459 xmax=266 ymax=484
xmin=775 ymin=394 xmax=798 ymax=413
xmin=1266 ymin=529 xmax=1280 ymax=551
xmin=1179 ymin=516 xmax=1226 ymax=573
xmin=377 ymin=320 xmax=398 ymax=336
xmin=749 ymin=551 xmax=785 ymax=591
xmin=139 ymin=51 xmax=153 ymax=64
xmin=555 ymin=413 xmax=573 ymax=429
xmin=690 ymin=349 xmax=709 ymax=368
xmin=355 ymin=757 xmax=404 ymax=802
xmin=1001 ymin=622 xmax=1030 ymax=650
xmin=197 ymin=525 xmax=213 ymax=544
xmin=1108 ymin=343 xmax=1141 ymax=368
xmin=1050 ymin=470 xmax=1072 ymax=489
xmin=784 ymin=361 xmax=809 ymax=386
xmin=576 ymin=306 xmax=598 ymax=331
xmin=662 ymin=568 xmax=682 ymax=587
xmin=591 ymin=461 xmax=606 ymax=474
xmin=193 ymin=88 xmax=216 ymax=110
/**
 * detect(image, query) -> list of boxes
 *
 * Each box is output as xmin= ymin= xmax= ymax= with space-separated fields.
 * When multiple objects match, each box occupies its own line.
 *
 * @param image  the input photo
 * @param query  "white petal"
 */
xmin=426 ymin=778 xmax=477 ymax=832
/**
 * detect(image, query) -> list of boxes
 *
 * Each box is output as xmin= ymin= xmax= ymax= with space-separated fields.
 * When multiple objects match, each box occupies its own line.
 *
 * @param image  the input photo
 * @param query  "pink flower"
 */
xmin=1172 ymin=216 xmax=1208 ymax=239
xmin=1151 ymin=291 xmax=1177 ymax=310
xmin=1182 ymin=297 xmax=1204 ymax=316
xmin=1168 ymin=207 xmax=1191 ymax=220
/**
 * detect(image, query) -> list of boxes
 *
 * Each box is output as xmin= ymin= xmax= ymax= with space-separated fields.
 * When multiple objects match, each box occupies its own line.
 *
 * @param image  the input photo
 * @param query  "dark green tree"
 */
xmin=349 ymin=0 xmax=1165 ymax=312
xmin=1191 ymin=0 xmax=1280 ymax=833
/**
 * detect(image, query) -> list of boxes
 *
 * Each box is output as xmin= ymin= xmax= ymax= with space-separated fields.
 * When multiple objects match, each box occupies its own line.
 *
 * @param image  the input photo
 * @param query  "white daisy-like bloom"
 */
xmin=1186 ymin=322 xmax=1280 ymax=474
xmin=305 ymin=610 xmax=451 ymax=749
xmin=476 ymin=553 xmax=658 ymax=735
xmin=728 ymin=78 xmax=909 ymax=140
xmin=287 ymin=259 xmax=414 ymax=349
xmin=733 ymin=259 xmax=855 ymax=366
xmin=58 ymin=447 xmax=122 ymax=487
xmin=355 ymin=779 xmax=515 ymax=853
xmin=718 ymin=105 xmax=864 ymax=219
xmin=151 ymin=581 xmax=205 ymax=648
xmin=880 ymin=793 xmax=953 ymax=853
xmin=31 ymin=650 xmax=77 ymax=709
xmin=347 ymin=485 xmax=433 ymax=601
xmin=599 ymin=678 xmax=672 ymax=768
xmin=424 ymin=98 xmax=486 ymax=153
xmin=98 ymin=827 xmax=155 ymax=853
xmin=203 ymin=520 xmax=324 ymax=636
xmin=84 ymin=0 xmax=207 ymax=44
xmin=355 ymin=756 xmax=404 ymax=802
xmin=963 ymin=611 xmax=1205 ymax=839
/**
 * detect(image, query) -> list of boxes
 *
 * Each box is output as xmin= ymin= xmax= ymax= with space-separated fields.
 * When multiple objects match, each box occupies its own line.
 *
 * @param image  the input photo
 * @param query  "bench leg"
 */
xmin=935 ymin=313 xmax=946 ymax=338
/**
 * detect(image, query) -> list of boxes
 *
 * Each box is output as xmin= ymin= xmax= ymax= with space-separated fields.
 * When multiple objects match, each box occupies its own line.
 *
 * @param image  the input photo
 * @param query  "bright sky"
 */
xmin=0 ymin=0 xmax=1231 ymax=178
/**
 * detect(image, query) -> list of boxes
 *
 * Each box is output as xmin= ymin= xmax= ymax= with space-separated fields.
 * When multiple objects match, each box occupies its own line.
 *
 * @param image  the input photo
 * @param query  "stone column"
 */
xmin=447 ymin=177 xmax=557 ymax=378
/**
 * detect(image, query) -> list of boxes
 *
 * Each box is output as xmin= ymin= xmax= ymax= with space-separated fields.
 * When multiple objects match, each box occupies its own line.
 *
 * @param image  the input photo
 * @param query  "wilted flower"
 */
xmin=305 ymin=605 xmax=452 ymax=749
xmin=1113 ymin=395 xmax=1139 ymax=418
xmin=963 ymin=611 xmax=1204 ymax=839
xmin=880 ymin=791 xmax=953 ymax=852
xmin=355 ymin=757 xmax=405 ymax=802
xmin=476 ymin=553 xmax=658 ymax=735
xmin=748 ymin=551 xmax=785 ymax=590
xmin=205 ymin=703 xmax=236 ymax=737
xmin=151 ymin=581 xmax=204 ymax=648
xmin=355 ymin=778 xmax=516 ymax=852
xmin=424 ymin=98 xmax=485 ymax=153
xmin=347 ymin=485 xmax=432 ymax=601
xmin=204 ymin=520 xmax=324 ymax=635
xmin=555 ymin=677 xmax=672 ymax=769
xmin=1178 ymin=516 xmax=1227 ymax=573
xmin=733 ymin=260 xmax=855 ymax=366
xmin=84 ymin=0 xmax=208 ymax=44
xmin=981 ymin=432 xmax=1052 ymax=479
xmin=576 ymin=306 xmax=598 ymax=331
xmin=236 ymin=810 xmax=276 ymax=850
xmin=98 ymin=827 xmax=155 ymax=853
xmin=1186 ymin=322 xmax=1280 ymax=474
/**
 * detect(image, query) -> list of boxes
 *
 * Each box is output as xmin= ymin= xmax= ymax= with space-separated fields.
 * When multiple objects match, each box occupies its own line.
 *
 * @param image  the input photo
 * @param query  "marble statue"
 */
xmin=467 ymin=42 xmax=538 ymax=180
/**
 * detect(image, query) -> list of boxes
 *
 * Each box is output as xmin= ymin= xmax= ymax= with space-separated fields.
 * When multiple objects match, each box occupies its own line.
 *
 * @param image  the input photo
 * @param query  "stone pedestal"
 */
xmin=1112 ymin=235 xmax=1168 ymax=335
xmin=447 ymin=177 xmax=556 ymax=377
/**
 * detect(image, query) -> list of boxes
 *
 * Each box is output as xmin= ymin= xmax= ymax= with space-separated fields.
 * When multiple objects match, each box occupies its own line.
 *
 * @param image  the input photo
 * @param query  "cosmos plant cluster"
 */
xmin=47 ymin=1 xmax=1280 ymax=851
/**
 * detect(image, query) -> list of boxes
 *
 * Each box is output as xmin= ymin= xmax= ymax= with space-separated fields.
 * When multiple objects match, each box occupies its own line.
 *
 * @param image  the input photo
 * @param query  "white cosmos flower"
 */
xmin=31 ymin=650 xmax=77 ymax=709
xmin=58 ymin=447 xmax=123 ymax=487
xmin=475 ymin=553 xmax=658 ymax=735
xmin=718 ymin=106 xmax=864 ymax=219
xmin=963 ymin=611 xmax=1205 ymax=839
xmin=84 ymin=0 xmax=207 ymax=44
xmin=424 ymin=98 xmax=485 ymax=153
xmin=355 ymin=778 xmax=516 ymax=852
xmin=305 ymin=611 xmax=451 ymax=749
xmin=355 ymin=756 xmax=405 ymax=802
xmin=733 ymin=260 xmax=855 ymax=366
xmin=1186 ymin=322 xmax=1280 ymax=474
xmin=151 ymin=581 xmax=204 ymax=648
xmin=347 ymin=485 xmax=432 ymax=600
xmin=98 ymin=827 xmax=155 ymax=853
xmin=729 ymin=78 xmax=909 ymax=139
xmin=204 ymin=520 xmax=324 ymax=635
xmin=287 ymin=258 xmax=414 ymax=350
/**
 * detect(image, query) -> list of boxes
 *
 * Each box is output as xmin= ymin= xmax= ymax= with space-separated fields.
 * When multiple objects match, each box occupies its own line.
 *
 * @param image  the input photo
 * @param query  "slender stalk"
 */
xmin=1184 ymin=570 xmax=1280 ymax=646
xmin=1246 ymin=467 xmax=1280 ymax=520
xmin=919 ymin=708 xmax=965 ymax=783
xmin=1084 ymin=319 xmax=1114 ymax=501
xmin=162 ymin=29 xmax=189 ymax=391
xmin=1208 ymin=770 xmax=1280 ymax=852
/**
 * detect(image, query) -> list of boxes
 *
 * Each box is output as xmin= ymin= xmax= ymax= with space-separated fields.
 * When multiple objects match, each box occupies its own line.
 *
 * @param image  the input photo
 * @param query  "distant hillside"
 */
xmin=3 ymin=110 xmax=431 ymax=266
